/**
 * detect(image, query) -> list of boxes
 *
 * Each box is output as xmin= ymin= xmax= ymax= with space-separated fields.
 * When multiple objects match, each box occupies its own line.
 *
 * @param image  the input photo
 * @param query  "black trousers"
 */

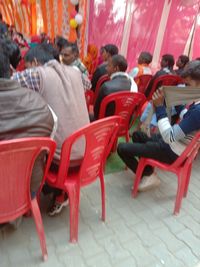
xmin=117 ymin=131 xmax=178 ymax=177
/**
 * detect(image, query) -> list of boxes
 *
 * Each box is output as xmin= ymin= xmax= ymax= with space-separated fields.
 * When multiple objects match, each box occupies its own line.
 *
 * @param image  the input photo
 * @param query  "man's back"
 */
xmin=0 ymin=79 xmax=53 ymax=139
xmin=91 ymin=63 xmax=107 ymax=92
xmin=37 ymin=60 xmax=90 ymax=162
xmin=0 ymin=79 xmax=54 ymax=191
xmin=94 ymin=75 xmax=131 ymax=119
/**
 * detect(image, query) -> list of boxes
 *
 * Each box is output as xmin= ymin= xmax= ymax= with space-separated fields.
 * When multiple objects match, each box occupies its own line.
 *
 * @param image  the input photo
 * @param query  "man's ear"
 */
xmin=115 ymin=65 xmax=120 ymax=72
xmin=33 ymin=58 xmax=38 ymax=66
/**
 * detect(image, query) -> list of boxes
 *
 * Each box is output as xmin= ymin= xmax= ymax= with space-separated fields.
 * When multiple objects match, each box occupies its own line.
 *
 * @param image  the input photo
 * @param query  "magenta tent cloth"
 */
xmin=88 ymin=0 xmax=200 ymax=70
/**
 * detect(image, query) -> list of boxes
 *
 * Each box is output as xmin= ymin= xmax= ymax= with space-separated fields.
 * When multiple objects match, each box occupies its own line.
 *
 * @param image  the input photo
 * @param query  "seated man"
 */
xmin=0 ymin=40 xmax=54 ymax=193
xmin=91 ymin=44 xmax=119 ymax=92
xmin=93 ymin=54 xmax=138 ymax=120
xmin=12 ymin=45 xmax=90 ymax=216
xmin=60 ymin=41 xmax=91 ymax=90
xmin=117 ymin=60 xmax=200 ymax=192
xmin=0 ymin=40 xmax=54 ymax=230
xmin=175 ymin=55 xmax=189 ymax=76
xmin=145 ymin=54 xmax=176 ymax=98
xmin=129 ymin=51 xmax=153 ymax=79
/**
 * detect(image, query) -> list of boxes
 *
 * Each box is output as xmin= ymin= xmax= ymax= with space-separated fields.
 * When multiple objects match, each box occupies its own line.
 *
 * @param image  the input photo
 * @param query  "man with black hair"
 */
xmin=12 ymin=43 xmax=90 ymax=216
xmin=24 ymin=45 xmax=55 ymax=69
xmin=60 ymin=42 xmax=88 ymax=74
xmin=129 ymin=51 xmax=153 ymax=78
xmin=0 ymin=13 xmax=8 ymax=37
xmin=93 ymin=54 xmax=137 ymax=119
xmin=54 ymin=36 xmax=69 ymax=53
xmin=175 ymin=55 xmax=189 ymax=76
xmin=1 ymin=39 xmax=21 ymax=70
xmin=118 ymin=60 xmax=200 ymax=192
xmin=91 ymin=44 xmax=119 ymax=92
xmin=60 ymin=41 xmax=91 ymax=90
xmin=145 ymin=54 xmax=176 ymax=98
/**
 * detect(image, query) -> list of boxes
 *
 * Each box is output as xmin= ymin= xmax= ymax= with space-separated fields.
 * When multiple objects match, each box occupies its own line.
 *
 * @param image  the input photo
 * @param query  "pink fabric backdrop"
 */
xmin=88 ymin=0 xmax=200 ymax=70
xmin=126 ymin=1 xmax=165 ymax=69
xmin=160 ymin=0 xmax=200 ymax=59
xmin=88 ymin=0 xmax=128 ymax=50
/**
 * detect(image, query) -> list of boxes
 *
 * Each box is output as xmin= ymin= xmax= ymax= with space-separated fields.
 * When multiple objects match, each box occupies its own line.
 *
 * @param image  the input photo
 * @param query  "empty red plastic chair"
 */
xmin=147 ymin=74 xmax=183 ymax=100
xmin=0 ymin=138 xmax=56 ymax=261
xmin=132 ymin=131 xmax=200 ymax=215
xmin=98 ymin=91 xmax=146 ymax=143
xmin=93 ymin=74 xmax=110 ymax=104
xmin=134 ymin=74 xmax=152 ymax=94
xmin=46 ymin=116 xmax=121 ymax=242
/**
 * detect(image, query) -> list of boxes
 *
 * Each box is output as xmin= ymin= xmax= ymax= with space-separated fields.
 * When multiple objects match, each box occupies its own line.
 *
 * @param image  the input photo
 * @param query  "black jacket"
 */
xmin=94 ymin=75 xmax=131 ymax=119
xmin=91 ymin=63 xmax=107 ymax=92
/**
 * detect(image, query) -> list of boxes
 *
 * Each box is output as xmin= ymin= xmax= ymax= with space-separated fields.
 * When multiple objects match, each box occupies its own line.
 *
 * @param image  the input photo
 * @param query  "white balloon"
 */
xmin=70 ymin=0 xmax=79 ymax=5
xmin=75 ymin=14 xmax=83 ymax=25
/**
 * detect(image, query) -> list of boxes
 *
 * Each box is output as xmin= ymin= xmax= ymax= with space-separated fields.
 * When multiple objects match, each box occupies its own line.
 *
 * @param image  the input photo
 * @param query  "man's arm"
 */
xmin=153 ymin=89 xmax=200 ymax=144
xmin=12 ymin=68 xmax=41 ymax=92
xmin=82 ymin=73 xmax=92 ymax=91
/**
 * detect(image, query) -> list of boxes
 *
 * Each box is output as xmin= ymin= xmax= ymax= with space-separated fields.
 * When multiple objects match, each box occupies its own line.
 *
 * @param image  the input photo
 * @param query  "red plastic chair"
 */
xmin=0 ymin=138 xmax=56 ymax=261
xmin=132 ymin=131 xmax=200 ymax=215
xmin=98 ymin=91 xmax=146 ymax=143
xmin=147 ymin=74 xmax=183 ymax=100
xmin=85 ymin=90 xmax=94 ymax=112
xmin=93 ymin=74 xmax=110 ymax=104
xmin=46 ymin=116 xmax=121 ymax=243
xmin=134 ymin=74 xmax=152 ymax=94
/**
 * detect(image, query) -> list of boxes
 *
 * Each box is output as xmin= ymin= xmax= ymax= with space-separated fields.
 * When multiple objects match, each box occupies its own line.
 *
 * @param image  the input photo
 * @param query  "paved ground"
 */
xmin=1 ymin=155 xmax=200 ymax=267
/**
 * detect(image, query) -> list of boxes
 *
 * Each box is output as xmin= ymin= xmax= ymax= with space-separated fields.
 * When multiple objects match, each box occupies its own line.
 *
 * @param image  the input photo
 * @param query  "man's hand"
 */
xmin=152 ymin=88 xmax=165 ymax=107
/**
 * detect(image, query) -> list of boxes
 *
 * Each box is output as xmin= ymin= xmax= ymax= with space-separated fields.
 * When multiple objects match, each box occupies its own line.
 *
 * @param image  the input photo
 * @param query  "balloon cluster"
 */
xmin=69 ymin=0 xmax=83 ymax=29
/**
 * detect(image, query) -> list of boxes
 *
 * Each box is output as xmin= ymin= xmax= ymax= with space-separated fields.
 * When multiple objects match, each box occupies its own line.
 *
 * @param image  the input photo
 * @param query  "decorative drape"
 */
xmin=88 ymin=0 xmax=200 ymax=70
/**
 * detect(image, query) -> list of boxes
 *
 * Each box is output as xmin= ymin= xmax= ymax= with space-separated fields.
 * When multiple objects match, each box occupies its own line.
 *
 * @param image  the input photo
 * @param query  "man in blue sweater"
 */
xmin=117 ymin=60 xmax=200 ymax=191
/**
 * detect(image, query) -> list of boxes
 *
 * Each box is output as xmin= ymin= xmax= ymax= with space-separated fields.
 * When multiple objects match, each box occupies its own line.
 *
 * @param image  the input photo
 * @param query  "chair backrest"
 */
xmin=0 ymin=138 xmax=56 ymax=223
xmin=98 ymin=91 xmax=146 ymax=136
xmin=85 ymin=90 xmax=94 ymax=111
xmin=172 ymin=131 xmax=200 ymax=168
xmin=94 ymin=74 xmax=110 ymax=104
xmin=134 ymin=74 xmax=153 ymax=94
xmin=56 ymin=116 xmax=121 ymax=187
xmin=148 ymin=74 xmax=183 ymax=100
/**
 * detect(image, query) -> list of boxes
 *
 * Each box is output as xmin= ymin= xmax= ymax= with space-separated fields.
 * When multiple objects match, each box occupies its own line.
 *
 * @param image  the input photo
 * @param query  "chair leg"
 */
xmin=67 ymin=186 xmax=80 ymax=243
xmin=184 ymin=164 xmax=192 ymax=198
xmin=126 ymin=131 xmax=130 ymax=143
xmin=31 ymin=197 xmax=48 ymax=261
xmin=174 ymin=173 xmax=186 ymax=215
xmin=99 ymin=169 xmax=106 ymax=221
xmin=111 ymin=138 xmax=118 ymax=152
xmin=132 ymin=159 xmax=145 ymax=198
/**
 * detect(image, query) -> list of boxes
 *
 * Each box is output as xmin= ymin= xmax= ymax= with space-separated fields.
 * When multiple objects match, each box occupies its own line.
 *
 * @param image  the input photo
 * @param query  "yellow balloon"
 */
xmin=70 ymin=19 xmax=78 ymax=29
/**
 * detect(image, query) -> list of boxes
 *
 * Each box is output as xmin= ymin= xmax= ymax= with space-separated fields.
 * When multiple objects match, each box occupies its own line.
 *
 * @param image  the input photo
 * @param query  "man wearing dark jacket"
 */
xmin=0 ymin=40 xmax=54 ymax=193
xmin=145 ymin=54 xmax=176 ymax=98
xmin=91 ymin=44 xmax=118 ymax=92
xmin=93 ymin=54 xmax=137 ymax=120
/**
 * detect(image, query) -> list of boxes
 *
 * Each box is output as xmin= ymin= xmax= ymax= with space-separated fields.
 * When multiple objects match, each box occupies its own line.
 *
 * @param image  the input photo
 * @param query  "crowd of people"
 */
xmin=0 ymin=12 xmax=200 ymax=226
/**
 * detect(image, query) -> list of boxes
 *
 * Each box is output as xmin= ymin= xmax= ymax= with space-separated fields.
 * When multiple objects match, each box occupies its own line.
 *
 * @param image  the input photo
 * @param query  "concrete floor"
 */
xmin=1 ymin=155 xmax=200 ymax=267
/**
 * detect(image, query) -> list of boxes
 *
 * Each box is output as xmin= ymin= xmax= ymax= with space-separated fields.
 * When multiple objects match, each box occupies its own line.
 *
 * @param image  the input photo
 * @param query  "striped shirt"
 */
xmin=156 ymin=102 xmax=200 ymax=155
